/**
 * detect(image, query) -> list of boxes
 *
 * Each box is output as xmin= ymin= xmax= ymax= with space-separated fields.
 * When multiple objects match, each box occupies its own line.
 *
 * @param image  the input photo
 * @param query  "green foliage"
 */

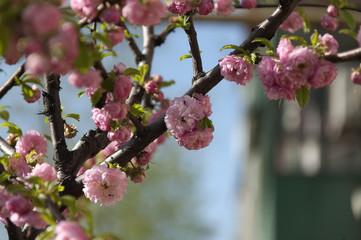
xmin=339 ymin=28 xmax=357 ymax=38
xmin=310 ymin=29 xmax=319 ymax=48
xmin=167 ymin=15 xmax=191 ymax=31
xmin=0 ymin=122 xmax=22 ymax=136
xmin=91 ymin=88 xmax=104 ymax=107
xmin=78 ymin=91 xmax=86 ymax=98
xmin=101 ymin=72 xmax=116 ymax=92
xmin=296 ymin=85 xmax=310 ymax=108
xmin=132 ymin=64 xmax=149 ymax=85
xmin=74 ymin=42 xmax=102 ymax=74
xmin=130 ymin=104 xmax=145 ymax=118
xmin=252 ymin=38 xmax=276 ymax=55
xmin=35 ymin=226 xmax=55 ymax=240
xmin=160 ymin=80 xmax=175 ymax=88
xmin=281 ymin=35 xmax=308 ymax=46
xmin=198 ymin=118 xmax=214 ymax=131
xmin=180 ymin=54 xmax=192 ymax=61
xmin=341 ymin=9 xmax=355 ymax=30
xmin=295 ymin=8 xmax=310 ymax=33
xmin=0 ymin=105 xmax=10 ymax=121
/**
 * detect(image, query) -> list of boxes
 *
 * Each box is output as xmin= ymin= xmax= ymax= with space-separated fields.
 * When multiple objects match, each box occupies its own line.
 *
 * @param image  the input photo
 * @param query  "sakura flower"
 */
xmin=5 ymin=156 xmax=31 ymax=177
xmin=107 ymin=26 xmax=125 ymax=48
xmin=151 ymin=73 xmax=163 ymax=83
xmin=177 ymin=128 xmax=214 ymax=150
xmin=277 ymin=38 xmax=294 ymax=62
xmin=219 ymin=55 xmax=253 ymax=85
xmin=308 ymin=59 xmax=337 ymax=88
xmin=29 ymin=162 xmax=58 ymax=182
xmin=10 ymin=210 xmax=47 ymax=229
xmin=279 ymin=12 xmax=304 ymax=33
xmin=144 ymin=81 xmax=158 ymax=94
xmin=6 ymin=196 xmax=32 ymax=215
xmin=214 ymin=0 xmax=235 ymax=16
xmin=107 ymin=125 xmax=132 ymax=145
xmin=0 ymin=186 xmax=11 ymax=221
xmin=68 ymin=69 xmax=102 ymax=88
xmin=130 ymin=168 xmax=146 ymax=183
xmin=22 ymin=3 xmax=61 ymax=35
xmin=101 ymin=5 xmax=120 ymax=24
xmin=15 ymin=130 xmax=47 ymax=158
xmin=122 ymin=0 xmax=166 ymax=26
xmin=25 ymin=52 xmax=51 ymax=75
xmin=91 ymin=108 xmax=111 ymax=131
xmin=103 ymin=101 xmax=128 ymax=120
xmin=167 ymin=0 xmax=194 ymax=15
xmin=321 ymin=15 xmax=338 ymax=31
xmin=318 ymin=33 xmax=339 ymax=55
xmin=242 ymin=0 xmax=257 ymax=9
xmin=55 ymin=221 xmax=89 ymax=240
xmin=113 ymin=75 xmax=132 ymax=100
xmin=24 ymin=85 xmax=41 ymax=103
xmin=327 ymin=4 xmax=338 ymax=17
xmin=82 ymin=164 xmax=128 ymax=206
xmin=70 ymin=0 xmax=100 ymax=21
xmin=197 ymin=0 xmax=213 ymax=15
xmin=192 ymin=93 xmax=212 ymax=117
xmin=351 ymin=70 xmax=361 ymax=85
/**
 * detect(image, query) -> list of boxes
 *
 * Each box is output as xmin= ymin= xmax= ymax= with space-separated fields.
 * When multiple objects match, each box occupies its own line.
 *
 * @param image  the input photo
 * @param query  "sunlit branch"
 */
xmin=0 ymin=137 xmax=15 ymax=155
xmin=184 ymin=16 xmax=204 ymax=82
xmin=324 ymin=47 xmax=361 ymax=63
xmin=0 ymin=64 xmax=25 ymax=100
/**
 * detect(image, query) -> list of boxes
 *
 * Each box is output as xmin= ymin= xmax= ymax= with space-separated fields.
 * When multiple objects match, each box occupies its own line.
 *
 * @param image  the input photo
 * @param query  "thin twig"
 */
xmin=324 ymin=47 xmax=361 ymax=63
xmin=0 ymin=64 xmax=25 ymax=100
xmin=154 ymin=26 xmax=176 ymax=47
xmin=184 ymin=16 xmax=204 ymax=82
xmin=0 ymin=137 xmax=15 ymax=155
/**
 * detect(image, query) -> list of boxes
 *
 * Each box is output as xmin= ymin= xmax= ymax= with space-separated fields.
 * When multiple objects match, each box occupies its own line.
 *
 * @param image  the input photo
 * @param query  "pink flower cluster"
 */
xmin=15 ymin=130 xmax=47 ymax=159
xmin=257 ymin=38 xmax=338 ymax=101
xmin=122 ymin=0 xmax=166 ymax=26
xmin=241 ymin=0 xmax=257 ymax=9
xmin=144 ymin=74 xmax=165 ymax=102
xmin=82 ymin=164 xmax=128 ymax=206
xmin=321 ymin=4 xmax=339 ymax=31
xmin=351 ymin=65 xmax=361 ymax=85
xmin=165 ymin=94 xmax=213 ymax=150
xmin=214 ymin=0 xmax=234 ymax=16
xmin=219 ymin=55 xmax=253 ymax=85
xmin=280 ymin=12 xmax=304 ymax=33
xmin=55 ymin=221 xmax=89 ymax=240
xmin=70 ymin=0 xmax=101 ymax=22
xmin=68 ymin=68 xmax=102 ymax=88
xmin=167 ymin=0 xmax=213 ymax=16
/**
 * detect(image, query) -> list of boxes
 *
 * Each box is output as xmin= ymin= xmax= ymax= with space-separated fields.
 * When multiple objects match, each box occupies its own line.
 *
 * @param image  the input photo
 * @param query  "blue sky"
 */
xmin=0 ymin=20 xmax=249 ymax=239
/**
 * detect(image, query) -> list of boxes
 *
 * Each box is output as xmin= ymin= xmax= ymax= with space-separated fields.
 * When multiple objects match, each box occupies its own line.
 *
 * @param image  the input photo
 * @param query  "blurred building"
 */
xmin=239 ymin=2 xmax=361 ymax=240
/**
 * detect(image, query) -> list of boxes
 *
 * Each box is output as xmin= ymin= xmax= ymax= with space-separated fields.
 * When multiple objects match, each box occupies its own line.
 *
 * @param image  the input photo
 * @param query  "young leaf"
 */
xmin=0 ymin=122 xmax=22 ymax=136
xmin=22 ymin=84 xmax=34 ymax=99
xmin=220 ymin=44 xmax=248 ymax=55
xmin=0 ymin=110 xmax=9 ymax=121
xmin=310 ymin=29 xmax=319 ymax=48
xmin=282 ymin=35 xmax=308 ymax=46
xmin=252 ymin=38 xmax=275 ymax=54
xmin=130 ymin=104 xmax=145 ymax=118
xmin=180 ymin=54 xmax=192 ymax=61
xmin=101 ymin=73 xmax=116 ymax=92
xmin=296 ymin=85 xmax=310 ymax=108
xmin=160 ymin=80 xmax=175 ymax=88
xmin=339 ymin=28 xmax=357 ymax=38
xmin=123 ymin=68 xmax=140 ymax=76
xmin=63 ymin=113 xmax=80 ymax=122
xmin=91 ymin=88 xmax=103 ymax=107
xmin=295 ymin=8 xmax=310 ymax=33
xmin=341 ymin=9 xmax=355 ymax=30
xmin=77 ymin=91 xmax=86 ymax=98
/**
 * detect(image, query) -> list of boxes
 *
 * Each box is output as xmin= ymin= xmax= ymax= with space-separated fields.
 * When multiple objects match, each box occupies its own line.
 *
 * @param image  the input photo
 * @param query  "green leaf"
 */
xmin=180 ymin=54 xmax=192 ymax=61
xmin=220 ymin=44 xmax=248 ymax=55
xmin=23 ymin=75 xmax=44 ymax=87
xmin=101 ymin=72 xmax=116 ymax=92
xmin=27 ymin=176 xmax=46 ymax=187
xmin=198 ymin=117 xmax=214 ymax=131
xmin=338 ymin=28 xmax=357 ymax=38
xmin=130 ymin=104 xmax=145 ymax=118
xmin=43 ymin=134 xmax=52 ymax=142
xmin=252 ymin=38 xmax=275 ymax=54
xmin=78 ymin=91 xmax=86 ymax=98
xmin=295 ymin=8 xmax=310 ymax=33
xmin=167 ymin=23 xmax=182 ymax=31
xmin=139 ymin=64 xmax=149 ymax=78
xmin=91 ymin=88 xmax=103 ymax=107
xmin=281 ymin=35 xmax=308 ymax=46
xmin=101 ymin=51 xmax=117 ymax=59
xmin=22 ymin=84 xmax=34 ymax=99
xmin=160 ymin=80 xmax=175 ymax=88
xmin=6 ymin=183 xmax=30 ymax=195
xmin=341 ymin=9 xmax=355 ymax=30
xmin=296 ymin=85 xmax=310 ymax=108
xmin=61 ymin=195 xmax=77 ymax=218
xmin=0 ymin=171 xmax=10 ymax=183
xmin=310 ymin=29 xmax=319 ymax=48
xmin=0 ymin=110 xmax=9 ymax=121
xmin=63 ymin=113 xmax=80 ymax=122
xmin=123 ymin=68 xmax=140 ymax=76
xmin=0 ymin=122 xmax=22 ymax=136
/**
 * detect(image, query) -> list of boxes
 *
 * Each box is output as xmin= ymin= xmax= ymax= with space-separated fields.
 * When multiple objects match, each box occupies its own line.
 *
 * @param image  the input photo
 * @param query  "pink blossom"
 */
xmin=277 ymin=38 xmax=294 ymax=62
xmin=10 ymin=210 xmax=47 ymax=229
xmin=70 ymin=0 xmax=100 ymax=21
xmin=102 ymin=141 xmax=119 ymax=157
xmin=103 ymin=101 xmax=128 ymax=120
xmin=25 ymin=52 xmax=51 ymax=75
xmin=4 ymin=34 xmax=23 ymax=65
xmin=192 ymin=93 xmax=212 ymax=117
xmin=49 ymin=22 xmax=79 ymax=75
xmin=0 ymin=186 xmax=11 ymax=220
xmin=321 ymin=15 xmax=338 ymax=31
xmin=112 ymin=62 xmax=127 ymax=74
xmin=29 ymin=163 xmax=58 ymax=182
xmin=151 ymin=74 xmax=163 ymax=83
xmin=113 ymin=75 xmax=132 ymax=100
xmin=24 ymin=85 xmax=41 ymax=103
xmin=107 ymin=125 xmax=132 ymax=145
xmin=308 ymin=59 xmax=337 ymax=88
xmin=91 ymin=108 xmax=111 ymax=131
xmin=351 ymin=70 xmax=361 ymax=85
xmin=357 ymin=25 xmax=361 ymax=47
xmin=68 ymin=69 xmax=102 ymax=88
xmin=164 ymin=95 xmax=205 ymax=138
xmin=6 ymin=196 xmax=32 ymax=215
xmin=130 ymin=168 xmax=146 ymax=183
xmin=318 ymin=33 xmax=338 ymax=55
xmin=167 ymin=0 xmax=194 ymax=15
xmin=214 ymin=0 xmax=235 ymax=16
xmin=6 ymin=156 xmax=31 ymax=177
xmin=197 ymin=0 xmax=213 ymax=15
xmin=280 ymin=12 xmax=304 ymax=33
xmin=122 ymin=0 xmax=166 ymax=26
xmin=82 ymin=164 xmax=128 ymax=206
xmin=265 ymin=85 xmax=296 ymax=101
xmin=177 ymin=128 xmax=214 ymax=150
xmin=15 ymin=130 xmax=47 ymax=158
xmin=219 ymin=55 xmax=253 ymax=85
xmin=107 ymin=26 xmax=125 ymax=48
xmin=258 ymin=56 xmax=277 ymax=88
xmin=153 ymin=91 xmax=164 ymax=102
xmin=276 ymin=47 xmax=318 ymax=90
xmin=22 ymin=3 xmax=61 ymax=35
xmin=327 ymin=4 xmax=338 ymax=17
xmin=242 ymin=0 xmax=257 ymax=9
xmin=101 ymin=5 xmax=120 ymax=23
xmin=145 ymin=81 xmax=158 ymax=94
xmin=137 ymin=151 xmax=151 ymax=166
xmin=55 ymin=221 xmax=89 ymax=240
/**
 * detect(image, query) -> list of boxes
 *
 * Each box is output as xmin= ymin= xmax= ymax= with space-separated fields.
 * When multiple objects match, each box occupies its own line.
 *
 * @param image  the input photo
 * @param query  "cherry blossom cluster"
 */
xmin=321 ymin=4 xmax=339 ymax=31
xmin=257 ymin=35 xmax=338 ymax=101
xmin=279 ymin=12 xmax=304 ymax=33
xmin=165 ymin=94 xmax=213 ymax=150
xmin=219 ymin=55 xmax=254 ymax=85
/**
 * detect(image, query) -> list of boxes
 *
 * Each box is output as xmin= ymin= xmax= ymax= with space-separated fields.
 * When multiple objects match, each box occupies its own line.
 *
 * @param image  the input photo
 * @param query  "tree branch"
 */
xmin=184 ymin=16 xmax=204 ymax=82
xmin=324 ymin=47 xmax=361 ymax=63
xmin=0 ymin=137 xmax=15 ymax=155
xmin=0 ymin=64 xmax=25 ymax=100
xmin=154 ymin=25 xmax=176 ymax=47
xmin=43 ymin=73 xmax=70 ymax=179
